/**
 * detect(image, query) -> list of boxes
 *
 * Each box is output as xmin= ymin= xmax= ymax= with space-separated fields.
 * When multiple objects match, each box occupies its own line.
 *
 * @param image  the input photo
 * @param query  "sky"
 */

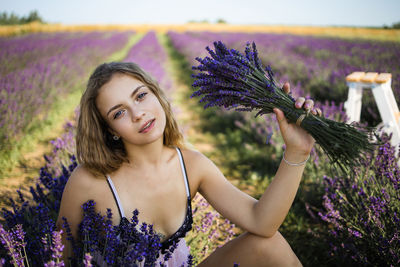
xmin=2 ymin=0 xmax=400 ymax=27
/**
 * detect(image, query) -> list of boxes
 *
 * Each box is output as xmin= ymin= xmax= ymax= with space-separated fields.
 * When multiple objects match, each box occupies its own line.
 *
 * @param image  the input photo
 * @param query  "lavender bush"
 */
xmin=0 ymin=155 xmax=76 ymax=266
xmin=44 ymin=109 xmax=78 ymax=177
xmin=0 ymin=223 xmax=67 ymax=267
xmin=317 ymin=133 xmax=400 ymax=266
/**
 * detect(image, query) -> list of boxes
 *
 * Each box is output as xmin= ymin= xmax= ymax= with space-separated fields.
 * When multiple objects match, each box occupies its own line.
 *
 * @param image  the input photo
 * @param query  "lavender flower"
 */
xmin=0 ymin=224 xmax=27 ymax=267
xmin=49 ymin=230 xmax=64 ymax=267
xmin=83 ymin=253 xmax=92 ymax=267
xmin=44 ymin=261 xmax=56 ymax=267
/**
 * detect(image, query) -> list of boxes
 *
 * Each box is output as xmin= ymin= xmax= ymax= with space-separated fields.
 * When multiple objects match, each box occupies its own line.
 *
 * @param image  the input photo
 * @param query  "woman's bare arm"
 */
xmin=197 ymin=150 xmax=307 ymax=238
xmin=56 ymin=165 xmax=93 ymax=265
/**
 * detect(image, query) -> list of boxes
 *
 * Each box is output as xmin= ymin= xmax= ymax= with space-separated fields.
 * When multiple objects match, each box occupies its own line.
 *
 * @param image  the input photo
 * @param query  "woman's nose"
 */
xmin=131 ymin=108 xmax=145 ymax=121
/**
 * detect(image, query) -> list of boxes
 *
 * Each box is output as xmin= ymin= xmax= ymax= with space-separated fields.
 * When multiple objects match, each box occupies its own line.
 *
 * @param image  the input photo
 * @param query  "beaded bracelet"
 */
xmin=282 ymin=151 xmax=310 ymax=166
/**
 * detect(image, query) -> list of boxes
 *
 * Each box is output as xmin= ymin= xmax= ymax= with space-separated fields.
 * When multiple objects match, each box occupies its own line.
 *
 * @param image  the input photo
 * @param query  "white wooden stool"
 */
xmin=344 ymin=72 xmax=400 ymax=147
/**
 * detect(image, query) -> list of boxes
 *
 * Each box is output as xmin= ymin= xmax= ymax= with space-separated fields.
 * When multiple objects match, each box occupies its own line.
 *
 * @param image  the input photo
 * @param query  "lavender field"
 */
xmin=0 ymin=32 xmax=132 ymax=148
xmin=0 ymin=29 xmax=399 ymax=266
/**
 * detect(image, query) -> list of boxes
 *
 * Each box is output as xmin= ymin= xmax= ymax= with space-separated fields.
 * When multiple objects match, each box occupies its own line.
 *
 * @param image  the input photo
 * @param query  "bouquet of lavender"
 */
xmin=191 ymin=41 xmax=378 ymax=172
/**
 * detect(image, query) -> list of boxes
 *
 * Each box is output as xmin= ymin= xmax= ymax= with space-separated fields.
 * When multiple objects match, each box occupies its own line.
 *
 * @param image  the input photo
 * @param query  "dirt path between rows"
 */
xmin=0 ymin=117 xmax=73 ymax=210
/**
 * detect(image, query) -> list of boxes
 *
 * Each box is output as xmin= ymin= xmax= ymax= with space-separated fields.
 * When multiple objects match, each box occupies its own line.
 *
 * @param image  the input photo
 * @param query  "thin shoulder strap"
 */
xmin=105 ymin=175 xmax=126 ymax=219
xmin=175 ymin=147 xmax=191 ymax=200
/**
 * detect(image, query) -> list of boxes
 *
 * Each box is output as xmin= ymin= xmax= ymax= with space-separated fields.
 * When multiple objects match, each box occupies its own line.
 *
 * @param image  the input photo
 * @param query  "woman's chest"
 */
xmin=91 ymin=155 xmax=198 ymax=240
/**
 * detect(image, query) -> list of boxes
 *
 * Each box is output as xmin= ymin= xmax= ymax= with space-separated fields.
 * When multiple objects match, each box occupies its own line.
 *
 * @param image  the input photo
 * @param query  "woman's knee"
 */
xmin=248 ymin=231 xmax=302 ymax=267
xmin=198 ymin=231 xmax=302 ymax=267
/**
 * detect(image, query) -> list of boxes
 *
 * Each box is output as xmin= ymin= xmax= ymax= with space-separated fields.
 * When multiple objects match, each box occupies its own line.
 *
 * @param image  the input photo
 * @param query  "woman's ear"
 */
xmin=107 ymin=127 xmax=118 ymax=138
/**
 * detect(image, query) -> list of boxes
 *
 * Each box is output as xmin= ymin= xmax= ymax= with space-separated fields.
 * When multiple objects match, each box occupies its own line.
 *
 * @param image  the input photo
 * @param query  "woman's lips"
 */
xmin=139 ymin=119 xmax=155 ymax=133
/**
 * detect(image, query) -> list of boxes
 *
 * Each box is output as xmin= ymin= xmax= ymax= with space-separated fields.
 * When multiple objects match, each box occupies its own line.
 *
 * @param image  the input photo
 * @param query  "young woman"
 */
xmin=56 ymin=61 xmax=321 ymax=266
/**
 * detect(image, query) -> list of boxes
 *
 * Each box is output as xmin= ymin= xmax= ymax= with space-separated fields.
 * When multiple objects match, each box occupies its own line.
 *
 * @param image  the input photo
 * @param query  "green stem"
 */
xmin=23 ymin=246 xmax=29 ymax=267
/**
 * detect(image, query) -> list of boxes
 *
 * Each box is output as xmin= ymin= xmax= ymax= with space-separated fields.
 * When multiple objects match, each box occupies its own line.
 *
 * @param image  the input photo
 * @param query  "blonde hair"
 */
xmin=76 ymin=62 xmax=187 ymax=177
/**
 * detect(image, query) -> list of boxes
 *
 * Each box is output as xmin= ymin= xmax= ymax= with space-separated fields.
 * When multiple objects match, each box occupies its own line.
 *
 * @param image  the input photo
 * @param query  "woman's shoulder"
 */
xmin=66 ymin=164 xmax=104 ymax=194
xmin=178 ymin=146 xmax=205 ymax=164
xmin=178 ymin=146 xmax=214 ymax=178
xmin=56 ymin=164 xmax=101 ymax=230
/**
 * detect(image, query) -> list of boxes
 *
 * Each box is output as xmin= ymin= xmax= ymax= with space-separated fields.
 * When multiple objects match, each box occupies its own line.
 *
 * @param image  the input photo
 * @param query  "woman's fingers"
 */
xmin=304 ymin=99 xmax=314 ymax=111
xmin=311 ymin=108 xmax=317 ymax=115
xmin=295 ymin=97 xmax=305 ymax=108
xmin=316 ymin=107 xmax=323 ymax=117
xmin=273 ymin=108 xmax=289 ymax=132
xmin=282 ymin=82 xmax=290 ymax=94
xmin=309 ymin=106 xmax=323 ymax=116
xmin=280 ymin=81 xmax=320 ymax=117
xmin=295 ymin=97 xmax=320 ymax=115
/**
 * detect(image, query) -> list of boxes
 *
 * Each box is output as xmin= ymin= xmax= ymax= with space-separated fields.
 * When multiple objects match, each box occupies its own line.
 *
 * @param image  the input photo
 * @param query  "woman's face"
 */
xmin=96 ymin=73 xmax=166 ymax=146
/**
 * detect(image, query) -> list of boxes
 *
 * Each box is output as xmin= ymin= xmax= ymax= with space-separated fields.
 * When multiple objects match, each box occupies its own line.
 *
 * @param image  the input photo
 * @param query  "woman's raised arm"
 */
xmin=197 ymin=83 xmax=317 ymax=238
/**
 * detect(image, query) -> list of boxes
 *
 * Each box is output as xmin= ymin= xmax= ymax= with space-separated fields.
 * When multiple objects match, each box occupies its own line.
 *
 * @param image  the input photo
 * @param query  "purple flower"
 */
xmin=83 ymin=253 xmax=92 ymax=267
xmin=49 ymin=230 xmax=64 ymax=266
xmin=0 ymin=224 xmax=25 ymax=266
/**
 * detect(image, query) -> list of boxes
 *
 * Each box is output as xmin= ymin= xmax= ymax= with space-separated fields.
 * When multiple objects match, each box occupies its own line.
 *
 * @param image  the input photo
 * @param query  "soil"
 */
xmin=0 ymin=122 xmax=68 ymax=211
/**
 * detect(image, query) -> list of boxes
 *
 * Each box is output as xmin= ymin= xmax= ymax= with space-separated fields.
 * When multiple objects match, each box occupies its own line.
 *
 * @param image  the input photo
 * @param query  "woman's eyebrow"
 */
xmin=106 ymin=85 xmax=146 ymax=117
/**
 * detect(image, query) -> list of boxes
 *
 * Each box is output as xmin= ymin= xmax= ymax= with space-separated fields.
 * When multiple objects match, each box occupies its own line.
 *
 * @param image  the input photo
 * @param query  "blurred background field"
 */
xmin=2 ymin=21 xmax=400 ymax=41
xmin=1 ymin=1 xmax=400 ymax=266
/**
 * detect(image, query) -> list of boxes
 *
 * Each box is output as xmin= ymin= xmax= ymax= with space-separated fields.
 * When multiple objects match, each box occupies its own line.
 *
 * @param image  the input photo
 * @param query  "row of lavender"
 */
xmin=0 ymin=31 xmax=235 ymax=266
xmin=167 ymin=31 xmax=400 ymax=265
xmin=125 ymin=31 xmax=173 ymax=95
xmin=0 ymin=31 xmax=132 ymax=151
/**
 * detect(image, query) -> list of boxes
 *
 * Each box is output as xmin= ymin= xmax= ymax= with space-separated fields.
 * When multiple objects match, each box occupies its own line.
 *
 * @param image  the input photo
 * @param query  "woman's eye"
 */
xmin=137 ymin=92 xmax=147 ymax=100
xmin=114 ymin=110 xmax=125 ymax=119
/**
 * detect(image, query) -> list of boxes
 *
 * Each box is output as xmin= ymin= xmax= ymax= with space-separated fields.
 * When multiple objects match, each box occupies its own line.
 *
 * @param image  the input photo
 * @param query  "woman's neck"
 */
xmin=123 ymin=140 xmax=172 ymax=171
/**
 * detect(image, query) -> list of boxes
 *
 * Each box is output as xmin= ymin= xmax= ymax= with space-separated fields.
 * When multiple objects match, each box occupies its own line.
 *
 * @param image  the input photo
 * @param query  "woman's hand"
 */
xmin=273 ymin=82 xmax=321 ymax=160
